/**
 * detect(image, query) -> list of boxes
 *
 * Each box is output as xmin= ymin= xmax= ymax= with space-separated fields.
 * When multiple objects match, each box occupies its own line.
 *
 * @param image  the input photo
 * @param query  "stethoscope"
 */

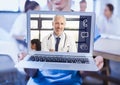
xmin=47 ymin=33 xmax=67 ymax=49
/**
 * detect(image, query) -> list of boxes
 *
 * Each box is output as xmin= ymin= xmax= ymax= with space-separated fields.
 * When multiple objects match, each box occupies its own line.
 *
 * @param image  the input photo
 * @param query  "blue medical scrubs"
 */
xmin=27 ymin=27 xmax=100 ymax=85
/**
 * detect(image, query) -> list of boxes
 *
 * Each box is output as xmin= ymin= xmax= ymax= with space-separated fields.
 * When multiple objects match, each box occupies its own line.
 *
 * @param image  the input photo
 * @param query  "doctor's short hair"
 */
xmin=80 ymin=0 xmax=87 ymax=4
xmin=106 ymin=3 xmax=114 ymax=13
xmin=24 ymin=0 xmax=39 ymax=12
xmin=52 ymin=15 xmax=66 ymax=23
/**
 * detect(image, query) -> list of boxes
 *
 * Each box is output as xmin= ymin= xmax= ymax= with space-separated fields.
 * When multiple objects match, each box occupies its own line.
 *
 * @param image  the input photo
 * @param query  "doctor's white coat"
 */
xmin=41 ymin=32 xmax=77 ymax=52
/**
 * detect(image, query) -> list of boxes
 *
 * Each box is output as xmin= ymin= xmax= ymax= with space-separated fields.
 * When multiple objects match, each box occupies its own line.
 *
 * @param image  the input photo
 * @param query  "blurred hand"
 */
xmin=18 ymin=52 xmax=27 ymax=62
xmin=94 ymin=56 xmax=104 ymax=70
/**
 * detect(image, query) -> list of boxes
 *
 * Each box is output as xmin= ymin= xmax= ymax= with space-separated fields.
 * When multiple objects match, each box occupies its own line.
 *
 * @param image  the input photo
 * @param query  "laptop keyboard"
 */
xmin=28 ymin=54 xmax=89 ymax=64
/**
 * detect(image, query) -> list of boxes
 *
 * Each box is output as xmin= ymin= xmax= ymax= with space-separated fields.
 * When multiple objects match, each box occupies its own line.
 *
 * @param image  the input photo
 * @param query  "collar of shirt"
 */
xmin=53 ymin=32 xmax=64 ymax=39
xmin=105 ymin=15 xmax=114 ymax=23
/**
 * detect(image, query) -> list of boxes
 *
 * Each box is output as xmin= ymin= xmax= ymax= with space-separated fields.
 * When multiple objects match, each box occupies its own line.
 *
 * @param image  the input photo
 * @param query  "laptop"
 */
xmin=15 ymin=11 xmax=98 ymax=71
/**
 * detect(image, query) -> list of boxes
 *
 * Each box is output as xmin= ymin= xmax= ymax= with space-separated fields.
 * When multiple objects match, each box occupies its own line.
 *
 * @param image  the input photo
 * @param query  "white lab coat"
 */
xmin=10 ymin=13 xmax=27 ymax=51
xmin=41 ymin=32 xmax=77 ymax=52
xmin=97 ymin=16 xmax=120 ymax=36
xmin=10 ymin=13 xmax=27 ymax=38
xmin=0 ymin=28 xmax=19 ymax=64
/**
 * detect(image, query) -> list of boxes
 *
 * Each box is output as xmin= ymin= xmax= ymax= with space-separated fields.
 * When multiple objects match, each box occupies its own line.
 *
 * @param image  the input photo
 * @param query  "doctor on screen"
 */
xmin=41 ymin=15 xmax=77 ymax=52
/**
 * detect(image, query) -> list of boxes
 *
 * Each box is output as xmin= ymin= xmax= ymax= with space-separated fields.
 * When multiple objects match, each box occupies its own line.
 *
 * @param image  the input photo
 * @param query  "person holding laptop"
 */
xmin=10 ymin=0 xmax=40 ymax=51
xmin=17 ymin=1 xmax=104 ymax=84
xmin=19 ymin=14 xmax=103 ymax=85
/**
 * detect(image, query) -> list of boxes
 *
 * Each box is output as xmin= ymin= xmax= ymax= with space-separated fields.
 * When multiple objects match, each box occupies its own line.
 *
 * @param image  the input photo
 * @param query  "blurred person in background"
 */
xmin=14 ymin=0 xmax=40 ymax=80
xmin=79 ymin=0 xmax=87 ymax=12
xmin=47 ymin=0 xmax=53 ymax=10
xmin=50 ymin=0 xmax=72 ymax=11
xmin=97 ymin=3 xmax=120 ymax=36
xmin=10 ymin=0 xmax=40 ymax=52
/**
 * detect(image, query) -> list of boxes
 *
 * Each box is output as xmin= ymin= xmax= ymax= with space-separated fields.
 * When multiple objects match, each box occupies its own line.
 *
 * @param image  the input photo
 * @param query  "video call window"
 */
xmin=29 ymin=13 xmax=92 ymax=53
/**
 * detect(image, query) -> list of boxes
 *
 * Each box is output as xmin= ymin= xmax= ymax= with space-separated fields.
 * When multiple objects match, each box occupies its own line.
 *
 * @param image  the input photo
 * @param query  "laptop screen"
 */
xmin=28 ymin=11 xmax=94 ymax=53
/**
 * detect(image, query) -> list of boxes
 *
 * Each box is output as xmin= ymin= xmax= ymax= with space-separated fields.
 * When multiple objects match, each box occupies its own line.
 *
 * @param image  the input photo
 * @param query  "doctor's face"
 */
xmin=52 ymin=15 xmax=66 ymax=36
xmin=50 ymin=0 xmax=70 ymax=11
xmin=104 ymin=6 xmax=112 ymax=18
xmin=80 ymin=2 xmax=87 ymax=12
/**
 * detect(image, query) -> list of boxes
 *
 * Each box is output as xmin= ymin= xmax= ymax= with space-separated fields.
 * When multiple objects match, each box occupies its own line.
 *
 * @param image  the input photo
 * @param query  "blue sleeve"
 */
xmin=94 ymin=25 xmax=101 ymax=42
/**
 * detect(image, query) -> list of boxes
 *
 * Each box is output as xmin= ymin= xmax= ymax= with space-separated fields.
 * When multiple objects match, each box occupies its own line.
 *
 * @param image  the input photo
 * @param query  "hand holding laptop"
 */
xmin=18 ymin=52 xmax=104 ymax=70
xmin=94 ymin=56 xmax=104 ymax=70
xmin=18 ymin=51 xmax=27 ymax=62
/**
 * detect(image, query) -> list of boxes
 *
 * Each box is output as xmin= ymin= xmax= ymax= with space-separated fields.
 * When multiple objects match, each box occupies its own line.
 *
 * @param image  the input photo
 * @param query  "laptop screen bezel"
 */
xmin=27 ymin=11 xmax=95 ymax=56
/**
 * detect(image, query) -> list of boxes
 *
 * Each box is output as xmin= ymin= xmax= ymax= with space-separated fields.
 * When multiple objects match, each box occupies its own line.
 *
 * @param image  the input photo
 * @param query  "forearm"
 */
xmin=13 ymin=35 xmax=25 ymax=40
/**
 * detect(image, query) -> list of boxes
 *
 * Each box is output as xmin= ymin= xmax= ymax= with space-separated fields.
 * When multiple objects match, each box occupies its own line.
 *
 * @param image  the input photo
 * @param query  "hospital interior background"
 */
xmin=0 ymin=0 xmax=120 ymax=85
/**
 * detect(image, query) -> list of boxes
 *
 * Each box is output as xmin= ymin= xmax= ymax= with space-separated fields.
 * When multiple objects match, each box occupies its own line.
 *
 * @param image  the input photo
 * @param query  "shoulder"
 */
xmin=64 ymin=32 xmax=75 ymax=42
xmin=42 ymin=33 xmax=53 ymax=41
xmin=12 ymin=13 xmax=26 ymax=27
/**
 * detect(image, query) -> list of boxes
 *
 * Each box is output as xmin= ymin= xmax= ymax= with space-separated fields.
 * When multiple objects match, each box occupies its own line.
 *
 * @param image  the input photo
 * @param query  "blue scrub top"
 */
xmin=27 ymin=27 xmax=100 ymax=85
